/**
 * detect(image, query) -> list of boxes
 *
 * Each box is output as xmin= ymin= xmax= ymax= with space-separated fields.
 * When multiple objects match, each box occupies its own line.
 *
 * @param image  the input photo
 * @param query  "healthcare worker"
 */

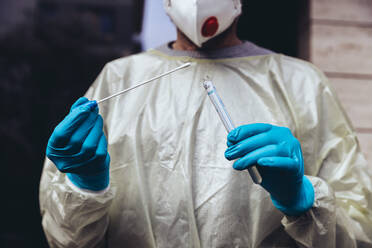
xmin=40 ymin=0 xmax=372 ymax=247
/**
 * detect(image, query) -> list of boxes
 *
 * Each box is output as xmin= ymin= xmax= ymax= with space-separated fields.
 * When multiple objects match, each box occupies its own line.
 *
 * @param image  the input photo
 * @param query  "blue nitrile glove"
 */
xmin=225 ymin=123 xmax=314 ymax=216
xmin=46 ymin=97 xmax=110 ymax=191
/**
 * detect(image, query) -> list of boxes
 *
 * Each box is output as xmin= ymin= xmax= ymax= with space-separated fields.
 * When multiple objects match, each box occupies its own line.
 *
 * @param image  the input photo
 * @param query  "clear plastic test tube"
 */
xmin=203 ymin=80 xmax=263 ymax=184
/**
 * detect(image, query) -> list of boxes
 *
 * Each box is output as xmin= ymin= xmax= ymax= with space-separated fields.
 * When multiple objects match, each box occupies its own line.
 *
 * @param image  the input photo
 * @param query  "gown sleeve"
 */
xmin=279 ymin=57 xmax=372 ymax=247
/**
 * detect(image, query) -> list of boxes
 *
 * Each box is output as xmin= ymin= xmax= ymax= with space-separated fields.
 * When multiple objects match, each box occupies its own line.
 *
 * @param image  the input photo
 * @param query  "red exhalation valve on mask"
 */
xmin=201 ymin=16 xmax=219 ymax=37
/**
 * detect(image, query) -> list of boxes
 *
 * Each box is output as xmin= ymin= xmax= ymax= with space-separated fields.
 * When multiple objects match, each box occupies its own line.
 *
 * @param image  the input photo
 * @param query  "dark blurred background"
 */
xmin=0 ymin=0 xmax=308 ymax=247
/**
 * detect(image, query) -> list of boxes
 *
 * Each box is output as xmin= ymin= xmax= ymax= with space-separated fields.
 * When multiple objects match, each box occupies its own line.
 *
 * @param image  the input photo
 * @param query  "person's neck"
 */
xmin=172 ymin=22 xmax=242 ymax=51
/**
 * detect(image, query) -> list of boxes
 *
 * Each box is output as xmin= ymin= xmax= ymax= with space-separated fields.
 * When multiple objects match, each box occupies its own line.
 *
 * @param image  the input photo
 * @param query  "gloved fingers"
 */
xmin=68 ymin=110 xmax=99 ymax=147
xmin=92 ymin=152 xmax=110 ymax=174
xmin=257 ymin=156 xmax=298 ymax=173
xmin=52 ymin=110 xmax=98 ymax=153
xmin=232 ymin=144 xmax=284 ymax=170
xmin=225 ymin=132 xmax=274 ymax=160
xmin=79 ymin=115 xmax=104 ymax=157
xmin=52 ymin=112 xmax=101 ymax=157
xmin=70 ymin=98 xmax=98 ymax=118
xmin=85 ymin=101 xmax=98 ymax=115
xmin=227 ymin=123 xmax=272 ymax=145
xmin=226 ymin=140 xmax=234 ymax=147
xmin=46 ymin=127 xmax=102 ymax=160
xmin=58 ymin=133 xmax=108 ymax=173
xmin=70 ymin=97 xmax=89 ymax=112
xmin=47 ymin=124 xmax=103 ymax=162
xmin=96 ymin=132 xmax=108 ymax=158
xmin=48 ymin=104 xmax=96 ymax=148
xmin=86 ymin=133 xmax=109 ymax=173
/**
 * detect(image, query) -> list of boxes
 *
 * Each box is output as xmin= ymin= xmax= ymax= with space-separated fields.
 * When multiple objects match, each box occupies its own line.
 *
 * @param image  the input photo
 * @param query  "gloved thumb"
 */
xmin=70 ymin=97 xmax=98 ymax=113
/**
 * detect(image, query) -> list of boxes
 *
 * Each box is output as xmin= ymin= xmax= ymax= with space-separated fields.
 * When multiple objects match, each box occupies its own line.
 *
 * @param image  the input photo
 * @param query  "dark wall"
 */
xmin=0 ymin=1 xmax=142 ymax=247
xmin=0 ymin=30 xmax=113 ymax=248
xmin=238 ymin=0 xmax=309 ymax=58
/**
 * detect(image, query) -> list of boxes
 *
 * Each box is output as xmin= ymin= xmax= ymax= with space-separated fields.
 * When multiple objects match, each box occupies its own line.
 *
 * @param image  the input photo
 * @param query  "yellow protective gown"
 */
xmin=40 ymin=42 xmax=372 ymax=247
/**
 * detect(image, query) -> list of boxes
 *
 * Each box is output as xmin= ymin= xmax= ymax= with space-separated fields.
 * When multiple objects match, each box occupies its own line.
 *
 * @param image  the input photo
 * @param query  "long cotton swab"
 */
xmin=96 ymin=63 xmax=191 ymax=104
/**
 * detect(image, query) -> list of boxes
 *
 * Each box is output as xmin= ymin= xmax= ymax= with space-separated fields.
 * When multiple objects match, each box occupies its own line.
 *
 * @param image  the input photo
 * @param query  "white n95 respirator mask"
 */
xmin=164 ymin=0 xmax=242 ymax=47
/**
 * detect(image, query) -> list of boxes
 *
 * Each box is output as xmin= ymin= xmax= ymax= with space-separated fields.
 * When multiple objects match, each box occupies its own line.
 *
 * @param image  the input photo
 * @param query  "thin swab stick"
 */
xmin=96 ymin=63 xmax=191 ymax=104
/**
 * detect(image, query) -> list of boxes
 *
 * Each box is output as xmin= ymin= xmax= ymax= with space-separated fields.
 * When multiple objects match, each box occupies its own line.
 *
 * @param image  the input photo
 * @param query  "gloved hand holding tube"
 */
xmin=202 ymin=80 xmax=314 ymax=216
xmin=225 ymin=123 xmax=315 ymax=216
xmin=46 ymin=97 xmax=110 ymax=191
xmin=203 ymin=81 xmax=262 ymax=184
